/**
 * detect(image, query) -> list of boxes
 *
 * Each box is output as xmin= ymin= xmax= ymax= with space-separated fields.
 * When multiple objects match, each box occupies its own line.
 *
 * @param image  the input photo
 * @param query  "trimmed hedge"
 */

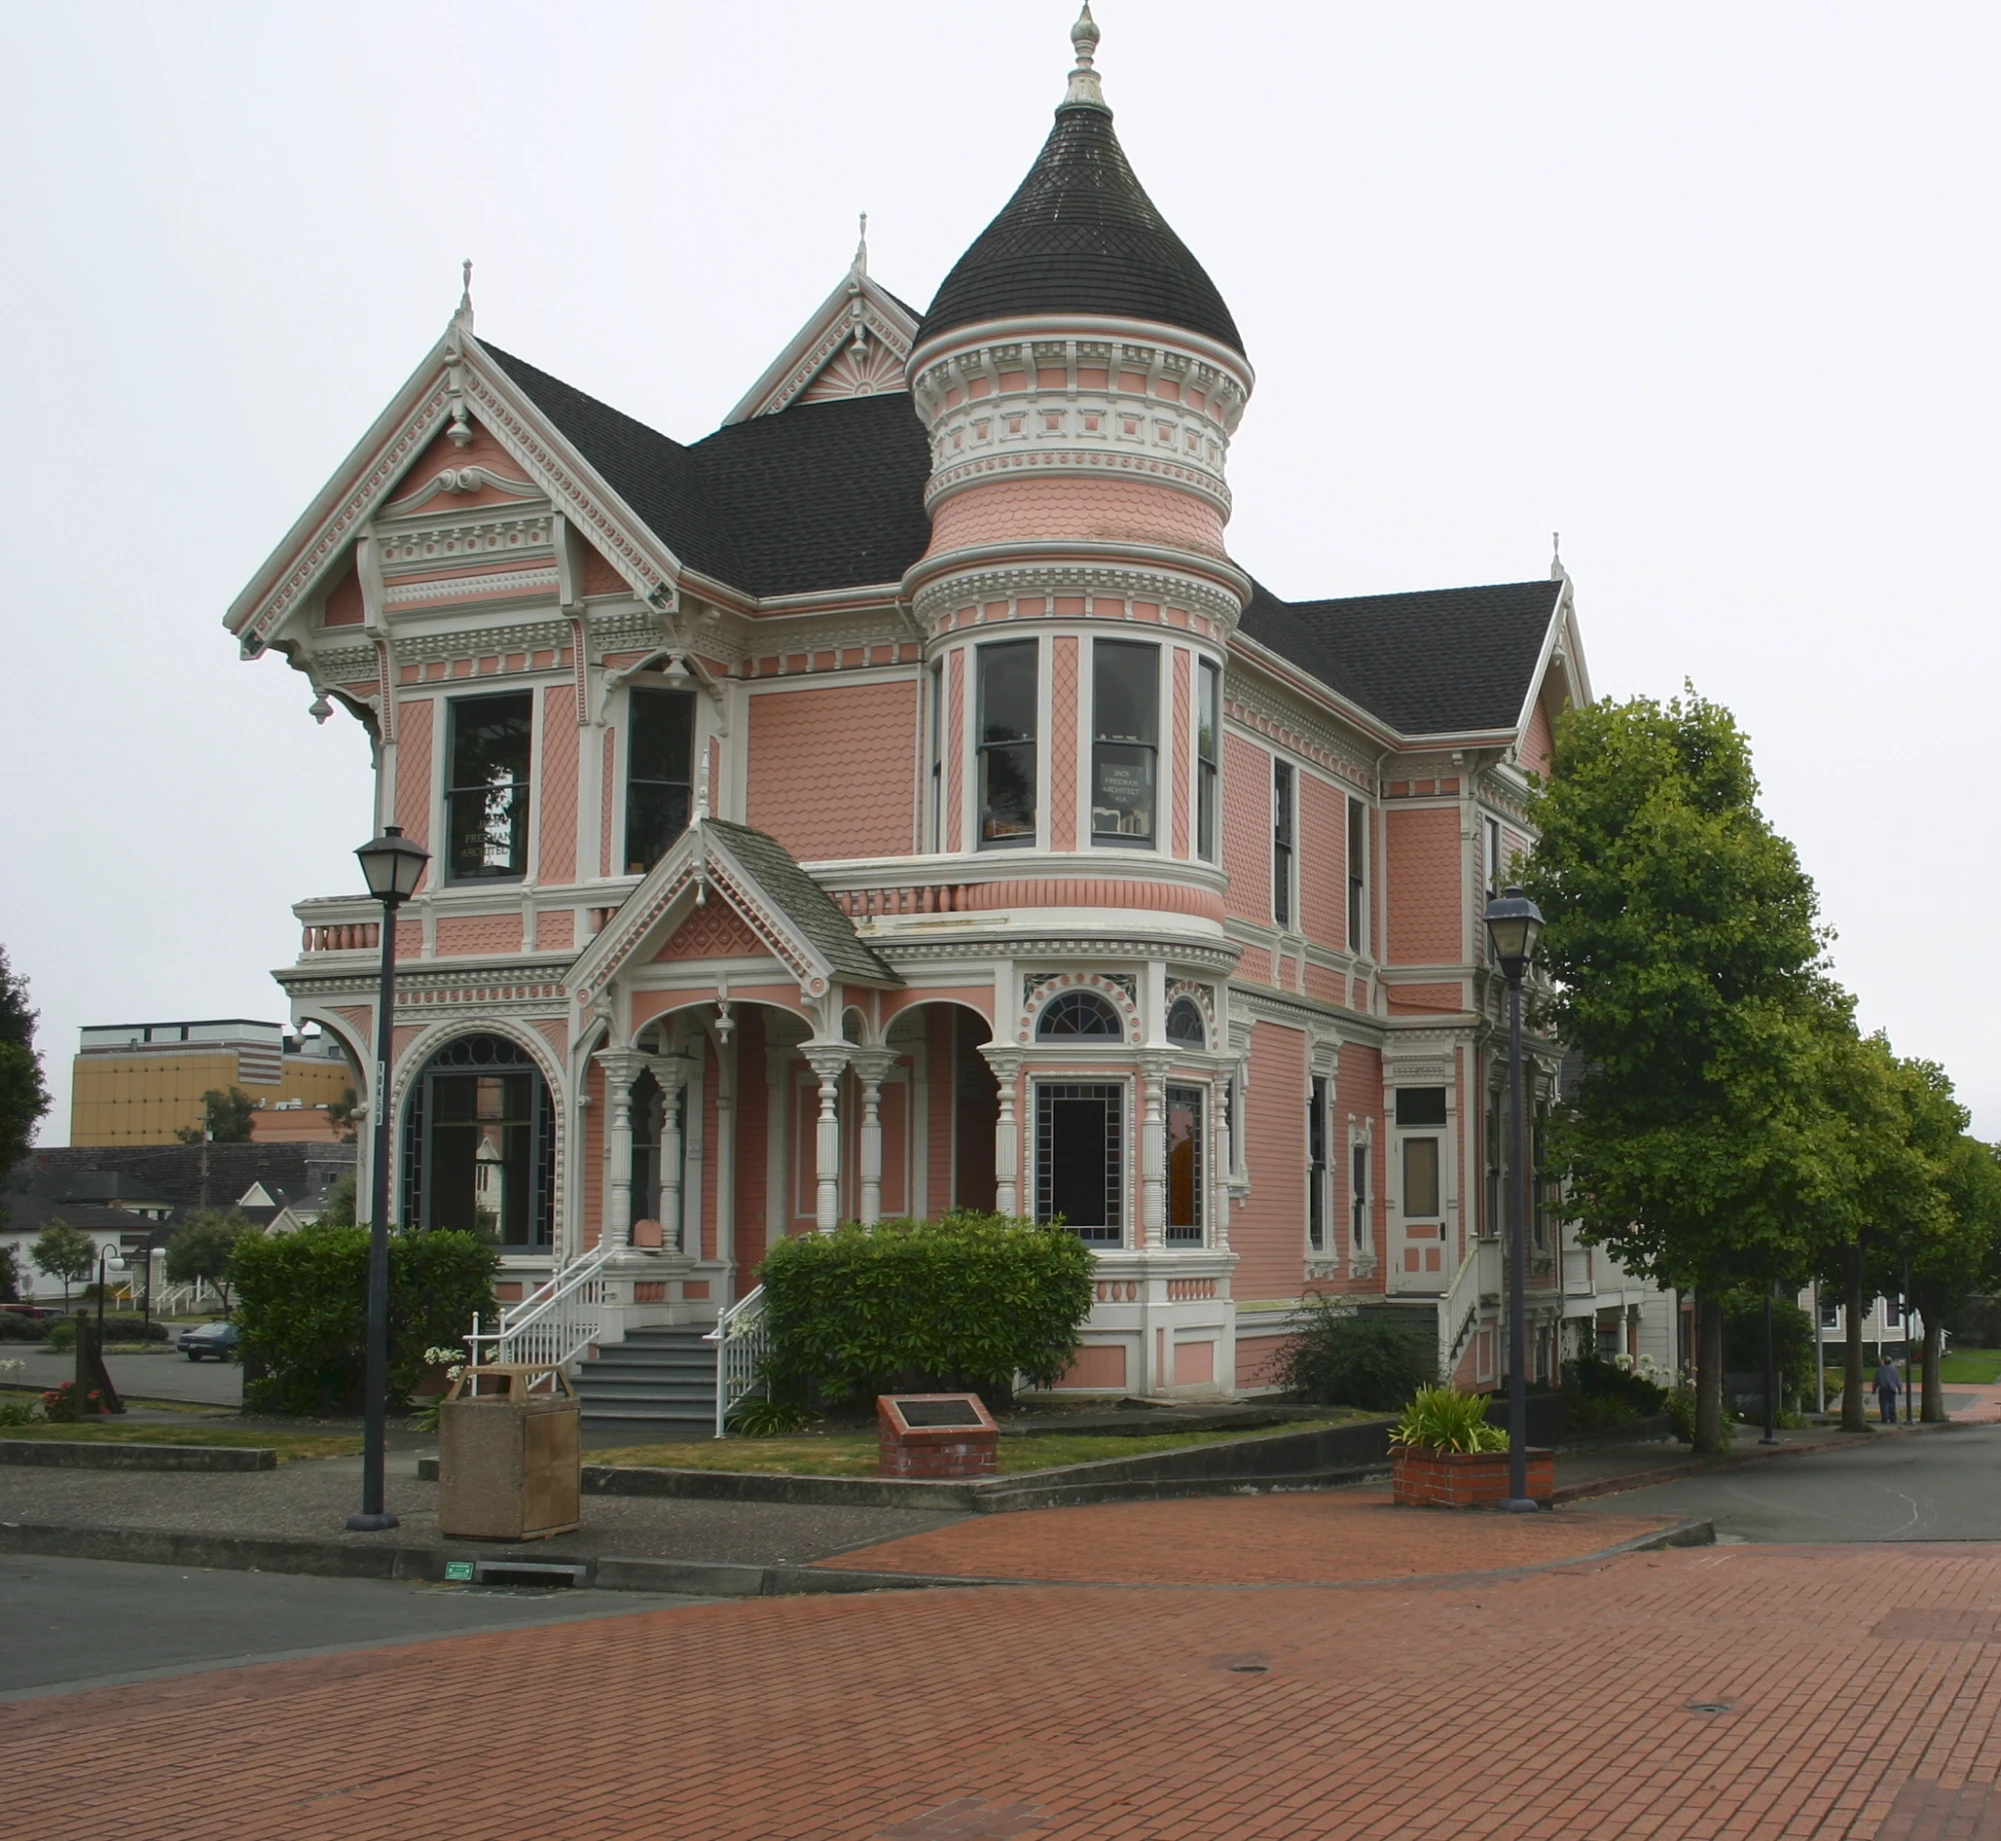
xmin=0 ymin=1313 xmax=49 ymax=1342
xmin=1274 ymin=1300 xmax=1438 ymax=1412
xmin=759 ymin=1210 xmax=1095 ymax=1406
xmin=46 ymin=1314 xmax=169 ymax=1351
xmin=230 ymin=1226 xmax=497 ymax=1417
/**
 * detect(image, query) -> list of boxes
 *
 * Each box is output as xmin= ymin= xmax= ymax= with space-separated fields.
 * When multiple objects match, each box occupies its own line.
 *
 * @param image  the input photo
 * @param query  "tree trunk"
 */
xmin=1841 ymin=1246 xmax=1869 ymax=1433
xmin=1922 ymin=1316 xmax=1947 ymax=1422
xmin=1694 ymin=1291 xmax=1726 ymax=1454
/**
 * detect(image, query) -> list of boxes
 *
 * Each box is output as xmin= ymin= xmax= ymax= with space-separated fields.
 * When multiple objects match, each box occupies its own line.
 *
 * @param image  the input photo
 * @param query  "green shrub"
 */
xmin=1664 ymin=1383 xmax=1734 ymax=1450
xmin=231 ymin=1226 xmax=497 ymax=1416
xmin=1723 ymin=1297 xmax=1816 ymax=1402
xmin=0 ymin=1397 xmax=40 ymax=1427
xmin=45 ymin=1313 xmax=167 ymax=1351
xmin=1562 ymin=1350 xmax=1669 ymax=1433
xmin=44 ymin=1319 xmax=75 ymax=1352
xmin=0 ymin=1314 xmax=49 ymax=1342
xmin=1273 ymin=1301 xmax=1437 ymax=1412
xmin=759 ymin=1210 xmax=1095 ymax=1406
xmin=1393 ymin=1385 xmax=1508 ymax=1453
xmin=730 ymin=1395 xmax=812 ymax=1437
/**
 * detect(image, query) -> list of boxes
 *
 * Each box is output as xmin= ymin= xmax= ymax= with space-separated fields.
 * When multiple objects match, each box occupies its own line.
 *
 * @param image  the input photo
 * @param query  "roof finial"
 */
xmin=853 ymin=211 xmax=868 ymax=277
xmin=1064 ymin=4 xmax=1107 ymax=111
xmin=1550 ymin=531 xmax=1565 ymax=581
xmin=457 ymin=258 xmax=474 ymax=328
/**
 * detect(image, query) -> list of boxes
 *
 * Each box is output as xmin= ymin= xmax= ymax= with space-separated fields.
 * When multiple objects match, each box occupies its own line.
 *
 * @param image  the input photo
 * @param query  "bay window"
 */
xmin=1197 ymin=659 xmax=1220 ymax=860
xmin=977 ymin=640 xmax=1038 ymax=846
xmin=1092 ymin=639 xmax=1158 ymax=845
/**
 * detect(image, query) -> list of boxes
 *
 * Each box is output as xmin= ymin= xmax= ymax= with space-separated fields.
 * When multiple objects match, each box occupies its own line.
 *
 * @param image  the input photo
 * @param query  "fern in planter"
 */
xmin=1391 ymin=1385 xmax=1509 ymax=1453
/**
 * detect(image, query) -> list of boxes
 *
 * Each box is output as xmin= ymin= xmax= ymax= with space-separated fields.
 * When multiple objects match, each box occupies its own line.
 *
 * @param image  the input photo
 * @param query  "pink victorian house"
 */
xmin=226 ymin=13 xmax=1672 ymax=1429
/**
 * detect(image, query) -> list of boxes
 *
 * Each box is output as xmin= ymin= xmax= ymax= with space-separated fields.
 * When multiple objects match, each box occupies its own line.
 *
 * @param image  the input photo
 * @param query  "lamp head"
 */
xmin=1484 ymin=885 xmax=1545 ymax=979
xmin=354 ymin=824 xmax=431 ymax=904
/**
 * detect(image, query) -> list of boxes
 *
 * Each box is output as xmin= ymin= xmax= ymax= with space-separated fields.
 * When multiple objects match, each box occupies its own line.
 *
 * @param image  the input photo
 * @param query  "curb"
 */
xmin=0 ymin=1441 xmax=276 ymax=1474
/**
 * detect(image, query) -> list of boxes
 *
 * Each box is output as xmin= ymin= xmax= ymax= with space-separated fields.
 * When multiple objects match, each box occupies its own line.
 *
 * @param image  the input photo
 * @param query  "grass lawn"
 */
xmin=590 ymin=1411 xmax=1374 ymax=1478
xmin=1940 ymin=1348 xmax=2001 ymax=1384
xmin=0 ymin=1424 xmax=359 ymax=1461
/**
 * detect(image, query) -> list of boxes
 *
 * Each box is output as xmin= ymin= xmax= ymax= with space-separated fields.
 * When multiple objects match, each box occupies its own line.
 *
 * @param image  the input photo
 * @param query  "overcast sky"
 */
xmin=2 ymin=1 xmax=1994 ymax=1142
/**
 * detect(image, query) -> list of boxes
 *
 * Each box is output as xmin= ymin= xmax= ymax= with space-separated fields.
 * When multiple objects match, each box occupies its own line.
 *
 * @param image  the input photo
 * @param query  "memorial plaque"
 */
xmin=899 ymin=1399 xmax=985 ymax=1429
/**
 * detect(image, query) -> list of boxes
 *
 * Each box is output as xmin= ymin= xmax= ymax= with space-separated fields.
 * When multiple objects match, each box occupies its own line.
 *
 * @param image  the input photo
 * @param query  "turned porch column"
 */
xmin=803 ymin=1045 xmax=851 ymax=1232
xmin=594 ymin=1048 xmax=644 ymax=1254
xmin=850 ymin=1048 xmax=896 ymax=1227
xmin=644 ymin=1050 xmax=694 ymax=1254
xmin=1140 ymin=1051 xmax=1170 ymax=1250
xmin=980 ymin=1047 xmax=1024 ymax=1218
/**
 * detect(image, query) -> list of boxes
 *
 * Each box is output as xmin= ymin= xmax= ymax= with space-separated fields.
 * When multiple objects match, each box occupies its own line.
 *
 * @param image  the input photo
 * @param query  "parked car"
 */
xmin=0 ymin=1303 xmax=58 ymax=1319
xmin=177 ymin=1322 xmax=240 ymax=1362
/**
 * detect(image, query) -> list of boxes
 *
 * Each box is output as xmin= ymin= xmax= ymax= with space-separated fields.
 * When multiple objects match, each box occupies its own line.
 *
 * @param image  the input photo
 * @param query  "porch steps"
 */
xmin=575 ymin=1326 xmax=717 ymax=1433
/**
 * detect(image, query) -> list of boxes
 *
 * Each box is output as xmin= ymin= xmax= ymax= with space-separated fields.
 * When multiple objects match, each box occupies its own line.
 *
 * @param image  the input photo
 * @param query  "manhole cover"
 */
xmin=1229 ymin=1664 xmax=1269 ymax=1674
xmin=1685 ymin=1700 xmax=1735 ymax=1715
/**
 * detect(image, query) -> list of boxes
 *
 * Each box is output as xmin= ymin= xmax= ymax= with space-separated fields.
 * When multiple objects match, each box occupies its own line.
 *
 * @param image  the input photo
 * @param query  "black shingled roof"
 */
xmin=704 ymin=820 xmax=899 ymax=985
xmin=922 ymin=102 xmax=1244 ymax=355
xmin=483 ymin=345 xmax=933 ymax=599
xmin=1241 ymin=580 xmax=1563 ymax=735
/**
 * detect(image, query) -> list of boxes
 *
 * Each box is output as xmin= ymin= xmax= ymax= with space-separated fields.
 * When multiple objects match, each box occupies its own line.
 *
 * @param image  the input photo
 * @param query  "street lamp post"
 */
xmin=1484 ymin=884 xmax=1545 ymax=1514
xmin=347 ymin=823 xmax=430 ymax=1534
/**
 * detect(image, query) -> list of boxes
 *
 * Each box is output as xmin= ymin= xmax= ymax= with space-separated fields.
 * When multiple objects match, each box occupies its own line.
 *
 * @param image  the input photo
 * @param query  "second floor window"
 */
xmin=446 ymin=692 xmax=532 ymax=881
xmin=1307 ymin=1074 xmax=1328 ymax=1251
xmin=928 ymin=661 xmax=945 ymax=852
xmin=978 ymin=640 xmax=1037 ymax=846
xmin=1092 ymin=639 xmax=1158 ymax=845
xmin=1197 ymin=660 xmax=1220 ymax=860
xmin=1347 ymin=796 xmax=1368 ymax=954
xmin=1273 ymin=760 xmax=1295 ymax=927
xmin=625 ymin=686 xmax=697 ymax=875
xmin=1351 ymin=1139 xmax=1370 ymax=1250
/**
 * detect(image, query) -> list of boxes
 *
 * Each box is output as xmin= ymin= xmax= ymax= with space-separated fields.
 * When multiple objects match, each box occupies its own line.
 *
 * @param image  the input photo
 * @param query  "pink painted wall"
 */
xmin=1340 ymin=1039 xmax=1385 ymax=1286
xmin=1386 ymin=982 xmax=1464 ymax=1015
xmin=925 ymin=477 xmax=1226 ymax=559
xmin=435 ymin=914 xmax=522 ymax=956
xmin=1234 ymin=1021 xmax=1307 ymax=1302
xmin=1221 ymin=732 xmax=1272 ymax=927
xmin=1385 ymin=806 xmax=1460 ymax=964
xmin=1298 ymin=772 xmax=1345 ymax=951
xmin=538 ymin=912 xmax=574 ymax=952
xmin=392 ymin=698 xmax=434 ymax=869
xmin=1049 ymin=636 xmax=1078 ymax=850
xmin=945 ymin=650 xmax=965 ymax=852
xmin=385 ymin=421 xmax=530 ymax=509
xmin=1523 ymin=697 xmax=1555 ymax=778
xmin=926 ymin=1007 xmax=954 ymax=1218
xmin=598 ymin=729 xmax=615 ymax=878
xmin=1170 ymin=648 xmax=1191 ymax=858
xmin=747 ymin=680 xmax=917 ymax=860
xmin=537 ymin=686 xmax=577 ymax=884
xmin=324 ymin=560 xmax=363 ymax=626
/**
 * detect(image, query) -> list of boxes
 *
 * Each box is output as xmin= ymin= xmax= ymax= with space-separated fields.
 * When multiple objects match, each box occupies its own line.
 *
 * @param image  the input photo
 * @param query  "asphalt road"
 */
xmin=0 ymin=1553 xmax=717 ymax=1700
xmin=4 ymin=1348 xmax=244 ymax=1405
xmin=1578 ymin=1423 xmax=2001 ymax=1541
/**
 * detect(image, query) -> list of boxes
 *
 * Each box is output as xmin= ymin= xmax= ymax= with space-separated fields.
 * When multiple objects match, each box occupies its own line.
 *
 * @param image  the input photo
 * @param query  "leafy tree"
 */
xmin=1908 ymin=1137 xmax=2001 ymax=1420
xmin=1275 ymin=1300 xmax=1437 ymax=1411
xmin=317 ymin=1172 xmax=357 ymax=1227
xmin=32 ymin=1218 xmax=96 ymax=1305
xmin=0 ymin=1242 xmax=20 ymax=1302
xmin=1522 ymin=691 xmax=1845 ymax=1453
xmin=165 ymin=1208 xmax=259 ymax=1311
xmin=0 ymin=947 xmax=50 ymax=1185
xmin=1812 ymin=1038 xmax=1961 ymax=1431
xmin=174 ymin=1086 xmax=257 ymax=1145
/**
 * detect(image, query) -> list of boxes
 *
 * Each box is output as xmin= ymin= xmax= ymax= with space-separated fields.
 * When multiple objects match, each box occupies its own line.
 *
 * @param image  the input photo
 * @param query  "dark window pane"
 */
xmin=446 ymin=693 xmax=532 ymax=880
xmin=1166 ymin=997 xmax=1205 ymax=1048
xmin=1273 ymin=761 xmax=1294 ymax=927
xmin=1395 ymin=1087 xmax=1448 ymax=1128
xmin=978 ymin=642 xmax=1038 ymax=845
xmin=1197 ymin=662 xmax=1219 ymax=860
xmin=1036 ymin=1082 xmax=1123 ymax=1242
xmin=1166 ymin=1084 xmax=1202 ymax=1242
xmin=1352 ymin=1142 xmax=1369 ymax=1246
xmin=625 ymin=687 xmax=695 ymax=874
xmin=1038 ymin=990 xmax=1122 ymax=1038
xmin=1348 ymin=797 xmax=1367 ymax=951
xmin=1308 ymin=1075 xmax=1327 ymax=1251
xmin=1092 ymin=743 xmax=1155 ymax=841
xmin=1093 ymin=643 xmax=1159 ymax=844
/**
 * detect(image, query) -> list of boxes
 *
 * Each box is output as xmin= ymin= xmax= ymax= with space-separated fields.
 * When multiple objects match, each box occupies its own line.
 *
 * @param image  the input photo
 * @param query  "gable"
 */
xmin=654 ymin=899 xmax=763 ymax=963
xmin=724 ymin=259 xmax=923 ymax=424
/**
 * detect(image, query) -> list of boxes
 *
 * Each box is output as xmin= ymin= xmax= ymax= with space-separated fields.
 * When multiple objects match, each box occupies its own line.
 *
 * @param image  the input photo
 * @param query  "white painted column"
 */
xmin=1140 ymin=1052 xmax=1169 ymax=1250
xmin=645 ymin=1052 xmax=692 ymax=1254
xmin=850 ymin=1048 xmax=896 ymax=1227
xmin=803 ymin=1046 xmax=850 ymax=1232
xmin=713 ymin=1028 xmax=736 ymax=1283
xmin=594 ymin=1049 xmax=642 ymax=1254
xmin=981 ymin=1047 xmax=1024 ymax=1218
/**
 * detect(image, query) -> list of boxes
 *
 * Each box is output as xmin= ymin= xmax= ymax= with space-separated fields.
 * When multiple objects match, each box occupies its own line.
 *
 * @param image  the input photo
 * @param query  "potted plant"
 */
xmin=1389 ymin=1385 xmax=1555 ymax=1508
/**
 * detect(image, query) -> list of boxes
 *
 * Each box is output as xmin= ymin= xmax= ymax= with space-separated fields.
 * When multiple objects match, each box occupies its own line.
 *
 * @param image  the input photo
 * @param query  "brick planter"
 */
xmin=877 ymin=1394 xmax=999 ymax=1480
xmin=1391 ymin=1446 xmax=1555 ymax=1509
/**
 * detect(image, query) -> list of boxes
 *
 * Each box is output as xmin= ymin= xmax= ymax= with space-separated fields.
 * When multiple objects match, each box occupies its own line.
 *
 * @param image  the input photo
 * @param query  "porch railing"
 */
xmin=705 ymin=1284 xmax=769 ymax=1438
xmin=466 ymin=1243 xmax=615 ymax=1371
xmin=1438 ymin=1235 xmax=1503 ymax=1383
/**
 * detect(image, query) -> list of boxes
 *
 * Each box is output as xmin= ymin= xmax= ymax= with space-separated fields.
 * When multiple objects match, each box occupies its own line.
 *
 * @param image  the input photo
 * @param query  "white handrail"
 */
xmin=467 ymin=1243 xmax=615 ymax=1372
xmin=1438 ymin=1235 xmax=1503 ymax=1385
xmin=704 ymin=1284 xmax=769 ymax=1438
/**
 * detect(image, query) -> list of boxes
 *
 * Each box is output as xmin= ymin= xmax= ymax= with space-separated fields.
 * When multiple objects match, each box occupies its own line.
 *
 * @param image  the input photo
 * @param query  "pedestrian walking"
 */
xmin=1875 ymin=1357 xmax=1902 ymax=1425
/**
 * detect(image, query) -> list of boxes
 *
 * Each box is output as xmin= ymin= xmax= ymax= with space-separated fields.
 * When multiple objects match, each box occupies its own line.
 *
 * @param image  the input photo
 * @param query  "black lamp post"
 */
xmin=1484 ymin=884 xmax=1544 ymax=1513
xmin=347 ymin=823 xmax=429 ymax=1533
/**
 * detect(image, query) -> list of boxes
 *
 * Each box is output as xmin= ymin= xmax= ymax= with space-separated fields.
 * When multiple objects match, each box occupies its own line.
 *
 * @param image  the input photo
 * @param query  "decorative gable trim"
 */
xmin=225 ymin=325 xmax=687 ymax=656
xmin=723 ymin=261 xmax=920 ymax=426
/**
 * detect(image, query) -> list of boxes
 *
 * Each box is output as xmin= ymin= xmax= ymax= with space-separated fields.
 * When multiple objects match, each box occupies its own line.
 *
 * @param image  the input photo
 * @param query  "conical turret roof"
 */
xmin=921 ymin=14 xmax=1244 ymax=356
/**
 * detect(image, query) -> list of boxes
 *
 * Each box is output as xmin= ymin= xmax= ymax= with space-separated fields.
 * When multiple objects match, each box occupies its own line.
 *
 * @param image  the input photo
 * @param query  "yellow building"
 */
xmin=70 ymin=1019 xmax=356 ymax=1146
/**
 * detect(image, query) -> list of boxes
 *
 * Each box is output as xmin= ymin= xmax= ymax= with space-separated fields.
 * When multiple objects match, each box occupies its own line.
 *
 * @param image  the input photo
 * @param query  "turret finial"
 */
xmin=1550 ymin=531 xmax=1565 ymax=581
xmin=1064 ymin=4 xmax=1107 ymax=110
xmin=853 ymin=211 xmax=869 ymax=277
xmin=457 ymin=258 xmax=474 ymax=328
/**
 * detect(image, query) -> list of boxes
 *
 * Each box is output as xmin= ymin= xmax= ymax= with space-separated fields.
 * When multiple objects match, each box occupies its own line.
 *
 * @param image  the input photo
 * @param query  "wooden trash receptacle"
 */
xmin=437 ymin=1362 xmax=581 ymax=1541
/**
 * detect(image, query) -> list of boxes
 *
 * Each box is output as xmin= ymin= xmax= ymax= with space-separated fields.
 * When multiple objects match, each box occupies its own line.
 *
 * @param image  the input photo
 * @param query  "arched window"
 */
xmin=1037 ymin=990 xmax=1123 ymax=1040
xmin=401 ymin=1033 xmax=554 ymax=1247
xmin=1166 ymin=997 xmax=1206 ymax=1049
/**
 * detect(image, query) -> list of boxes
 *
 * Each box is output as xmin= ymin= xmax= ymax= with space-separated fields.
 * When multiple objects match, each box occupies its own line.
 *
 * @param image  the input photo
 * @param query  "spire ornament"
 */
xmin=1064 ymin=3 xmax=1107 ymax=111
xmin=1550 ymin=531 xmax=1566 ymax=581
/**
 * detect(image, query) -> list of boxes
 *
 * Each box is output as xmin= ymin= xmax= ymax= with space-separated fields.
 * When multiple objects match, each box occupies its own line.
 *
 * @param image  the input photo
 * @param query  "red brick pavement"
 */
xmin=7 ymin=1540 xmax=2001 ymax=1839
xmin=815 ymin=1489 xmax=1683 ymax=1584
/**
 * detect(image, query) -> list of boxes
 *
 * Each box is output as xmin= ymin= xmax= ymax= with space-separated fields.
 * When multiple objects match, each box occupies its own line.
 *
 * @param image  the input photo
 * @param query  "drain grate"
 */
xmin=1685 ymin=1700 xmax=1735 ymax=1716
xmin=470 ymin=1559 xmax=588 ymax=1589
